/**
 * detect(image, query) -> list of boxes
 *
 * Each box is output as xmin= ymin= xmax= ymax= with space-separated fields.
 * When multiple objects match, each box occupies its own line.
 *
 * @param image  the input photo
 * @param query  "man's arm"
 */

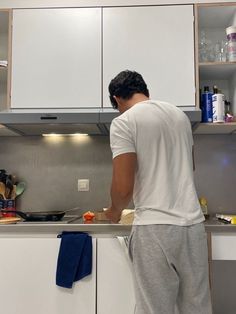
xmin=105 ymin=153 xmax=137 ymax=223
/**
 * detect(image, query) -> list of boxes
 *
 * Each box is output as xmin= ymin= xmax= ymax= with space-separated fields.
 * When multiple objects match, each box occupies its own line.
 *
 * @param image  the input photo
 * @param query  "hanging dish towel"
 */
xmin=56 ymin=231 xmax=92 ymax=288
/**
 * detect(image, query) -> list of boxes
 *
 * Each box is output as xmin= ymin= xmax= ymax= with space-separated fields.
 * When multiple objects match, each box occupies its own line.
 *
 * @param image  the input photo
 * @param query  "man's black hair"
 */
xmin=108 ymin=70 xmax=150 ymax=109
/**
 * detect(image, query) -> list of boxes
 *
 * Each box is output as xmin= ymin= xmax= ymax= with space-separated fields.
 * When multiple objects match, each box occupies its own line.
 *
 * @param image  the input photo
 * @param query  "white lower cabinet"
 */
xmin=97 ymin=238 xmax=136 ymax=314
xmin=0 ymin=236 xmax=136 ymax=314
xmin=211 ymin=233 xmax=236 ymax=260
xmin=0 ymin=236 xmax=96 ymax=314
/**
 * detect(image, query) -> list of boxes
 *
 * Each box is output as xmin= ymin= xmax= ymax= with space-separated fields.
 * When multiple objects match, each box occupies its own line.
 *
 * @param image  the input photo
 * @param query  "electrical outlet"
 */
xmin=78 ymin=179 xmax=89 ymax=192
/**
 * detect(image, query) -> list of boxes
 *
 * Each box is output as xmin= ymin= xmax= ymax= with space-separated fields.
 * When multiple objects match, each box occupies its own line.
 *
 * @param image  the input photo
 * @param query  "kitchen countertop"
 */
xmin=204 ymin=217 xmax=236 ymax=232
xmin=0 ymin=217 xmax=131 ymax=236
xmin=0 ymin=216 xmax=236 ymax=236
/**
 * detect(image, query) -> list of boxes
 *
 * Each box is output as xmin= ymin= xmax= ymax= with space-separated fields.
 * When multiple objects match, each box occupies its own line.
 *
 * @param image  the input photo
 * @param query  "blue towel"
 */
xmin=56 ymin=231 xmax=92 ymax=288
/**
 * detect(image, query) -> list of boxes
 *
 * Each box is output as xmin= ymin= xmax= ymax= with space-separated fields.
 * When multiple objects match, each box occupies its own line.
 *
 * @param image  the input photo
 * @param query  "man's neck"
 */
xmin=120 ymin=94 xmax=149 ymax=113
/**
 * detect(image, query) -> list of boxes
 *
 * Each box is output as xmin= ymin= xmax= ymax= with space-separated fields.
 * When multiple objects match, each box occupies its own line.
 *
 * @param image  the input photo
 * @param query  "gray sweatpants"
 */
xmin=128 ymin=223 xmax=212 ymax=314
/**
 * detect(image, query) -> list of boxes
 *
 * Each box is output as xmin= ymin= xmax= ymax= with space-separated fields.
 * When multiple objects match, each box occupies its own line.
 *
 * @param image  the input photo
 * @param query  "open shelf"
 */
xmin=197 ymin=5 xmax=236 ymax=28
xmin=199 ymin=62 xmax=236 ymax=80
xmin=196 ymin=3 xmax=236 ymax=129
xmin=194 ymin=122 xmax=236 ymax=134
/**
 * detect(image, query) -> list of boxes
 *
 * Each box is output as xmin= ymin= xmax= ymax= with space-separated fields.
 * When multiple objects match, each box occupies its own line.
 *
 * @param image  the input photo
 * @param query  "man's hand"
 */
xmin=105 ymin=206 xmax=122 ymax=223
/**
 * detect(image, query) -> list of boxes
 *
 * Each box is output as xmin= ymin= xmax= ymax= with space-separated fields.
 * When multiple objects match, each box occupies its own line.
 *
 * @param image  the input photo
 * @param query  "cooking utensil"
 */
xmin=10 ymin=185 xmax=16 ymax=200
xmin=0 ymin=210 xmax=66 ymax=221
xmin=0 ymin=169 xmax=6 ymax=184
xmin=0 ymin=207 xmax=82 ymax=222
xmin=15 ymin=182 xmax=26 ymax=197
xmin=0 ymin=182 xmax=6 ymax=200
xmin=5 ymin=175 xmax=13 ymax=199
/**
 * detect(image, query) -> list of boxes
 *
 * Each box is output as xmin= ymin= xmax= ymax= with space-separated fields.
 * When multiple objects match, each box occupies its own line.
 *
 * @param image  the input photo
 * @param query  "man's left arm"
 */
xmin=106 ymin=153 xmax=137 ymax=223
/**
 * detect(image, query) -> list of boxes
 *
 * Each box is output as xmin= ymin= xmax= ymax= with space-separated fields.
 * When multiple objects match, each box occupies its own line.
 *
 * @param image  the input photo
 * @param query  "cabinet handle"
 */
xmin=40 ymin=116 xmax=57 ymax=120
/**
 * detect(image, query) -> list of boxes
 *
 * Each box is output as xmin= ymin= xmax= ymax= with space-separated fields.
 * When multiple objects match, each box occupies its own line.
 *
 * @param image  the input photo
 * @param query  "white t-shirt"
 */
xmin=110 ymin=100 xmax=204 ymax=226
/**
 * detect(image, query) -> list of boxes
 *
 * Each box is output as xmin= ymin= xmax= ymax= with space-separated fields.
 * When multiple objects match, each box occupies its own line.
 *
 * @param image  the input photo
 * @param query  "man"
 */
xmin=105 ymin=70 xmax=212 ymax=314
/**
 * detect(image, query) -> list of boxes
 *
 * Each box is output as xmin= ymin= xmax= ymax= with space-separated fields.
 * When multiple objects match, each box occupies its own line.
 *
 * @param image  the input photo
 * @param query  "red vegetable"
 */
xmin=83 ymin=211 xmax=95 ymax=221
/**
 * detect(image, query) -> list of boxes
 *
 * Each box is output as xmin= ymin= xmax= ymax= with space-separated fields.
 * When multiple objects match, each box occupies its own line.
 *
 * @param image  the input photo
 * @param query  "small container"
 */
xmin=227 ymin=42 xmax=236 ymax=61
xmin=0 ymin=199 xmax=16 ymax=217
xmin=226 ymin=26 xmax=236 ymax=61
xmin=212 ymin=86 xmax=225 ymax=123
xmin=226 ymin=26 xmax=236 ymax=42
xmin=0 ymin=199 xmax=5 ymax=217
xmin=199 ymin=197 xmax=209 ymax=219
xmin=201 ymin=86 xmax=213 ymax=123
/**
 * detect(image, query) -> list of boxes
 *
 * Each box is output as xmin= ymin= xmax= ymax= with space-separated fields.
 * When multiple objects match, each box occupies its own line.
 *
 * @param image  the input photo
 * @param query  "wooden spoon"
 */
xmin=10 ymin=185 xmax=17 ymax=200
xmin=0 ymin=182 xmax=6 ymax=200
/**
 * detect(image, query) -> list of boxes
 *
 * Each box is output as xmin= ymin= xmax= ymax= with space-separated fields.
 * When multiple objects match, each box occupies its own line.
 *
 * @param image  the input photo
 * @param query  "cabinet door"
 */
xmin=211 ymin=233 xmax=236 ymax=260
xmin=0 ymin=237 xmax=96 ymax=314
xmin=97 ymin=238 xmax=136 ymax=314
xmin=11 ymin=8 xmax=101 ymax=109
xmin=0 ymin=10 xmax=10 ymax=110
xmin=103 ymin=5 xmax=195 ymax=108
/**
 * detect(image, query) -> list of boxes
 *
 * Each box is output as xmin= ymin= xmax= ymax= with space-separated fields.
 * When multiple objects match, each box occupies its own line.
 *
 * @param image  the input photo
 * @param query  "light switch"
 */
xmin=78 ymin=179 xmax=90 ymax=192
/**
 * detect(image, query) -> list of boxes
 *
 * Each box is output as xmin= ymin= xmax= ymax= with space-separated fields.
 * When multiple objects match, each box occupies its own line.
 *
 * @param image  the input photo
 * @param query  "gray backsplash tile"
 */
xmin=194 ymin=134 xmax=236 ymax=215
xmin=0 ymin=136 xmax=112 ymax=211
xmin=0 ymin=134 xmax=235 ymax=214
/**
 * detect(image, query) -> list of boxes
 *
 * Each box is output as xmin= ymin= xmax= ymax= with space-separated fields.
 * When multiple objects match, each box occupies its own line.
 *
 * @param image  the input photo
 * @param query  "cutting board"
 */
xmin=94 ymin=209 xmax=135 ymax=224
xmin=119 ymin=209 xmax=135 ymax=225
xmin=0 ymin=217 xmax=21 ymax=224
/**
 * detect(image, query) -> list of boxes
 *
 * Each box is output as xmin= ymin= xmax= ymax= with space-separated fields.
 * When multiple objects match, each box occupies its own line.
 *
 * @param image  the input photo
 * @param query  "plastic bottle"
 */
xmin=226 ymin=26 xmax=236 ymax=62
xmin=225 ymin=100 xmax=231 ymax=115
xmin=225 ymin=101 xmax=234 ymax=122
xmin=201 ymin=86 xmax=213 ymax=123
xmin=199 ymin=197 xmax=209 ymax=218
xmin=212 ymin=86 xmax=225 ymax=123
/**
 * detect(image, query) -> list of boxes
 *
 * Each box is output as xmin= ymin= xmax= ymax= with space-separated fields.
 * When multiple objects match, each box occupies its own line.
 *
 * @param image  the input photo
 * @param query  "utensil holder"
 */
xmin=0 ymin=199 xmax=16 ymax=217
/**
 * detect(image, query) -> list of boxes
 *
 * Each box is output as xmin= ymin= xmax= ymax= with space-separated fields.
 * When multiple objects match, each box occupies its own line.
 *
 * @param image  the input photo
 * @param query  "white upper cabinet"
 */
xmin=0 ymin=10 xmax=19 ymax=136
xmin=0 ymin=10 xmax=10 ymax=111
xmin=11 ymin=8 xmax=101 ymax=109
xmin=103 ymin=5 xmax=195 ymax=108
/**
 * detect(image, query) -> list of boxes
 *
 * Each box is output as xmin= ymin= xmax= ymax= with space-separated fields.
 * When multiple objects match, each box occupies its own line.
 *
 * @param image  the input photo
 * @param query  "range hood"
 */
xmin=0 ymin=109 xmax=110 ymax=136
xmin=0 ymin=107 xmax=201 ymax=136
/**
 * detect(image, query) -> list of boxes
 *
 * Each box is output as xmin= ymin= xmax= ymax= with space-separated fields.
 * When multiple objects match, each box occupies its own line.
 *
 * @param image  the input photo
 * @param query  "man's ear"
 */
xmin=114 ymin=96 xmax=122 ymax=107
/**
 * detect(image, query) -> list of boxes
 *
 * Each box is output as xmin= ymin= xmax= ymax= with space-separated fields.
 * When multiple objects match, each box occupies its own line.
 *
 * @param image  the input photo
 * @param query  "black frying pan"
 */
xmin=1 ymin=209 xmax=72 ymax=222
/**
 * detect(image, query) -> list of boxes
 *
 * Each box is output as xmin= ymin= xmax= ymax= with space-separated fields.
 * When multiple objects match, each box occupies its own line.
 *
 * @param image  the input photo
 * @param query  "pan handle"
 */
xmin=0 ymin=210 xmax=28 ymax=220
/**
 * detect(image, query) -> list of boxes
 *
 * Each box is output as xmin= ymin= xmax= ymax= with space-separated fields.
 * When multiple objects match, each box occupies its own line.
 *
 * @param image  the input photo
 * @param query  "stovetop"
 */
xmin=16 ymin=215 xmax=80 ymax=224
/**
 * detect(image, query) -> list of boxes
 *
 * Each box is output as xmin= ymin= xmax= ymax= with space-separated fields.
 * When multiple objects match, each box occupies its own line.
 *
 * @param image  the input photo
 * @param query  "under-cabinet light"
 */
xmin=42 ymin=133 xmax=88 ymax=137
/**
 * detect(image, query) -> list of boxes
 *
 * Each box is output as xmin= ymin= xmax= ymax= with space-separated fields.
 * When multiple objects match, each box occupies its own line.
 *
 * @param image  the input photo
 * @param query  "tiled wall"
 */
xmin=0 ymin=135 xmax=113 ymax=212
xmin=194 ymin=134 xmax=236 ymax=215
xmin=0 ymin=134 xmax=235 ymax=214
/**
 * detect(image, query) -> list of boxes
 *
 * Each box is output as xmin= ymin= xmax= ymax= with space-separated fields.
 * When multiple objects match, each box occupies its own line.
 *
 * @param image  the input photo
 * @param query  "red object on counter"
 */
xmin=83 ymin=211 xmax=95 ymax=222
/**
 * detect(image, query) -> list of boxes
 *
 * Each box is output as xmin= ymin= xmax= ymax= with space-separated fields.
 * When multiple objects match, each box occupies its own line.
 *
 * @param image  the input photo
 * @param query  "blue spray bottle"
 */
xmin=201 ymin=86 xmax=213 ymax=123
